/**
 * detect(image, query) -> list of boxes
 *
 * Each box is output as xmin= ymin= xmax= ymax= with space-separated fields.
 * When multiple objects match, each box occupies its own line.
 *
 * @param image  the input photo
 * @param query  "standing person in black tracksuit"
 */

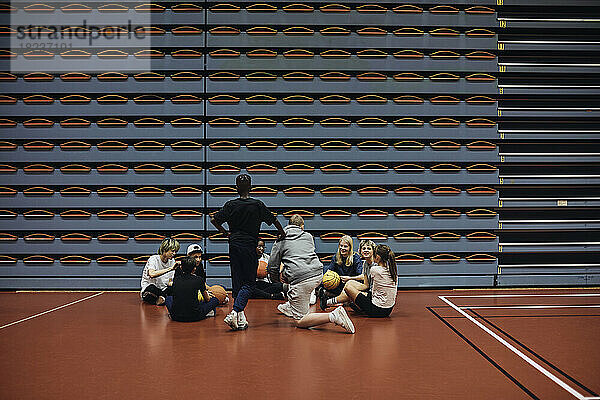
xmin=210 ymin=174 xmax=285 ymax=331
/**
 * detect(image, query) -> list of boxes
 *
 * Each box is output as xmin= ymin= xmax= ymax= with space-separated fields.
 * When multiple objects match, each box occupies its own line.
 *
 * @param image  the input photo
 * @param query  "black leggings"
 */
xmin=141 ymin=284 xmax=172 ymax=305
xmin=165 ymin=296 xmax=220 ymax=322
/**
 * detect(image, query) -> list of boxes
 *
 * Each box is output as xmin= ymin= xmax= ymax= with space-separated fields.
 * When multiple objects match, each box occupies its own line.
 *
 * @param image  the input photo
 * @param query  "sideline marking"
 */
xmin=427 ymin=307 xmax=540 ymax=400
xmin=15 ymin=290 xmax=139 ymax=293
xmin=0 ymin=292 xmax=104 ymax=330
xmin=462 ymin=305 xmax=600 ymax=310
xmin=447 ymin=294 xmax=600 ymax=299
xmin=15 ymin=290 xmax=101 ymax=293
xmin=439 ymin=294 xmax=593 ymax=400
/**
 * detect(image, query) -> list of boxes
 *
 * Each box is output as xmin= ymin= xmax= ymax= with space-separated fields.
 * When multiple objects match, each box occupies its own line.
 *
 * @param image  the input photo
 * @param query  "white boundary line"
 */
xmin=463 ymin=305 xmax=600 ymax=310
xmin=0 ymin=292 xmax=104 ymax=330
xmin=446 ymin=294 xmax=600 ymax=299
xmin=439 ymin=294 xmax=591 ymax=400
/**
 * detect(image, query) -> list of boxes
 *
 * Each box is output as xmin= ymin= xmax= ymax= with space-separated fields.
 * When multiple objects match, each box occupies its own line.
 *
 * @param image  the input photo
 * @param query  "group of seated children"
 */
xmin=140 ymin=239 xmax=227 ymax=321
xmin=140 ymin=217 xmax=398 ymax=333
xmin=266 ymin=215 xmax=398 ymax=333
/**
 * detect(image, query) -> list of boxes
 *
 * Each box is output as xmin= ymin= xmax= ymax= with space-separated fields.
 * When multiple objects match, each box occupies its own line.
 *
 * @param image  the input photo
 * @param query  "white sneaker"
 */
xmin=330 ymin=306 xmax=355 ymax=334
xmin=277 ymin=302 xmax=294 ymax=318
xmin=309 ymin=289 xmax=317 ymax=305
xmin=237 ymin=311 xmax=248 ymax=330
xmin=224 ymin=310 xmax=238 ymax=330
xmin=206 ymin=310 xmax=215 ymax=317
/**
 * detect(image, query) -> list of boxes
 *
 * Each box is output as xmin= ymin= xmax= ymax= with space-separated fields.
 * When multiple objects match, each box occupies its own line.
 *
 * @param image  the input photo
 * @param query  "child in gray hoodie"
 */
xmin=267 ymin=214 xmax=323 ymax=319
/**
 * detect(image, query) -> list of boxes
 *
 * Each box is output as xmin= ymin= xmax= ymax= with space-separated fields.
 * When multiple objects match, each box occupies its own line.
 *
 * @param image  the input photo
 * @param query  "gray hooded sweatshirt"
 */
xmin=267 ymin=224 xmax=323 ymax=285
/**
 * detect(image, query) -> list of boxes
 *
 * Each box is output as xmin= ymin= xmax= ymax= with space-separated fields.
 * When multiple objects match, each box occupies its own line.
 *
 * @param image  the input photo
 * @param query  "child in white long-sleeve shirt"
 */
xmin=140 ymin=238 xmax=180 ymax=305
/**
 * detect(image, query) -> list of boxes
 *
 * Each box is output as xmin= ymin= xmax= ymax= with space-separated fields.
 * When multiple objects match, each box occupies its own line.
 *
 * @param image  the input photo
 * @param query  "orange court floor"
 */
xmin=0 ymin=288 xmax=599 ymax=400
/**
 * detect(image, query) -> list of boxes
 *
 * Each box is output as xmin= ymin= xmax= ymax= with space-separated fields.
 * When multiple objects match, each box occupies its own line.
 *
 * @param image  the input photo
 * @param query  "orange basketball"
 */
xmin=208 ymin=285 xmax=228 ymax=304
xmin=257 ymin=259 xmax=268 ymax=279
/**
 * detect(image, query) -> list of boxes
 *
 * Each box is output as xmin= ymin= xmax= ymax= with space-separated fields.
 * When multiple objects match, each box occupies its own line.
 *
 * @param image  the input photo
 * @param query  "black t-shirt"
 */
xmin=213 ymin=197 xmax=275 ymax=242
xmin=174 ymin=263 xmax=205 ymax=281
xmin=170 ymin=272 xmax=206 ymax=321
xmin=195 ymin=264 xmax=206 ymax=282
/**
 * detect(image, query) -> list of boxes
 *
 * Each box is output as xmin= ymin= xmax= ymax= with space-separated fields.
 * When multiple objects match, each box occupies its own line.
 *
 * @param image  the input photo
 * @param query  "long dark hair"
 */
xmin=375 ymin=244 xmax=397 ymax=282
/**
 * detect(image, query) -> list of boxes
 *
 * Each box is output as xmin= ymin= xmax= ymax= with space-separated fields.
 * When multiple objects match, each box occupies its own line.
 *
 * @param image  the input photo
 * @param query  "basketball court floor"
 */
xmin=1 ymin=288 xmax=598 ymax=399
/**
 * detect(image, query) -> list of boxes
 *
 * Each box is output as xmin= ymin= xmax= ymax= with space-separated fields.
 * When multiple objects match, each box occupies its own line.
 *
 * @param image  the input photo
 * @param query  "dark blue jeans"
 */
xmin=229 ymin=241 xmax=258 ymax=312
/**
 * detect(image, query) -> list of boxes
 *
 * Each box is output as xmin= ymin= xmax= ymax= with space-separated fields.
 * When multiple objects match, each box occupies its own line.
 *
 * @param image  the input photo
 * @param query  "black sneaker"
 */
xmin=317 ymin=286 xmax=325 ymax=300
xmin=319 ymin=289 xmax=329 ymax=311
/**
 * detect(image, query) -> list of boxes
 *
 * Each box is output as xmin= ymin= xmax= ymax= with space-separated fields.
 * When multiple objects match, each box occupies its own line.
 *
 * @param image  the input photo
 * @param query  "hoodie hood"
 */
xmin=267 ymin=225 xmax=323 ymax=285
xmin=284 ymin=224 xmax=305 ymax=240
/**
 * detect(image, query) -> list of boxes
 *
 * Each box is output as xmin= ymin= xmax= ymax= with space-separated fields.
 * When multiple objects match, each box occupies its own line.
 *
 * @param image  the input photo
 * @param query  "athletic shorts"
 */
xmin=355 ymin=292 xmax=393 ymax=318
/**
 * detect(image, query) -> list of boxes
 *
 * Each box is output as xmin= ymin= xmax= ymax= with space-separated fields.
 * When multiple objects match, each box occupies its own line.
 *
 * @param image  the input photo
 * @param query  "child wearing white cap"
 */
xmin=187 ymin=243 xmax=228 ymax=306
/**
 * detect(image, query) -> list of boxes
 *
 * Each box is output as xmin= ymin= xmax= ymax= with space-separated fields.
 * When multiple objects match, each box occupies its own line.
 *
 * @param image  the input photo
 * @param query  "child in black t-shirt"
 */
xmin=252 ymin=240 xmax=285 ymax=300
xmin=165 ymin=256 xmax=219 ymax=322
xmin=211 ymin=174 xmax=285 ymax=331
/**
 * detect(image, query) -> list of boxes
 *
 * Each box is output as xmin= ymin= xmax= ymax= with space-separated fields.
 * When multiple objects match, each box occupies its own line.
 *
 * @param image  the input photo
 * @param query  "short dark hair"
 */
xmin=180 ymin=256 xmax=196 ymax=273
xmin=236 ymin=174 xmax=252 ymax=195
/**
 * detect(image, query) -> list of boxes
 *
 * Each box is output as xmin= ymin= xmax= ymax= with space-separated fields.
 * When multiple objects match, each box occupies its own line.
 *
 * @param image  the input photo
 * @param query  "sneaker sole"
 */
xmin=277 ymin=304 xmax=296 ymax=318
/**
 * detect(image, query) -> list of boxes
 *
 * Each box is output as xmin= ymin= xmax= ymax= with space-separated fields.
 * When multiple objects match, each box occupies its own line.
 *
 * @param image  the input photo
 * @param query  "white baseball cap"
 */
xmin=186 ymin=244 xmax=203 ymax=255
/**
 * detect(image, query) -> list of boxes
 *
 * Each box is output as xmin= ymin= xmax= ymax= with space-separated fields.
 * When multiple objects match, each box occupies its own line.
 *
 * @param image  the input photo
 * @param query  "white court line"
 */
xmin=462 ymin=305 xmax=600 ymax=310
xmin=439 ymin=295 xmax=589 ymax=400
xmin=0 ymin=292 xmax=103 ymax=330
xmin=445 ymin=294 xmax=600 ymax=299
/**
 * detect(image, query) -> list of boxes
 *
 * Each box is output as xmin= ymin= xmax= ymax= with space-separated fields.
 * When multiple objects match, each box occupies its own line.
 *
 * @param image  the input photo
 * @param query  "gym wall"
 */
xmin=0 ymin=0 xmax=598 ymax=289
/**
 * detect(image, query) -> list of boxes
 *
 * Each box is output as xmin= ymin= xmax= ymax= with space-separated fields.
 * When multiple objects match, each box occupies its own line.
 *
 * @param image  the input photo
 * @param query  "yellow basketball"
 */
xmin=322 ymin=270 xmax=340 ymax=290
